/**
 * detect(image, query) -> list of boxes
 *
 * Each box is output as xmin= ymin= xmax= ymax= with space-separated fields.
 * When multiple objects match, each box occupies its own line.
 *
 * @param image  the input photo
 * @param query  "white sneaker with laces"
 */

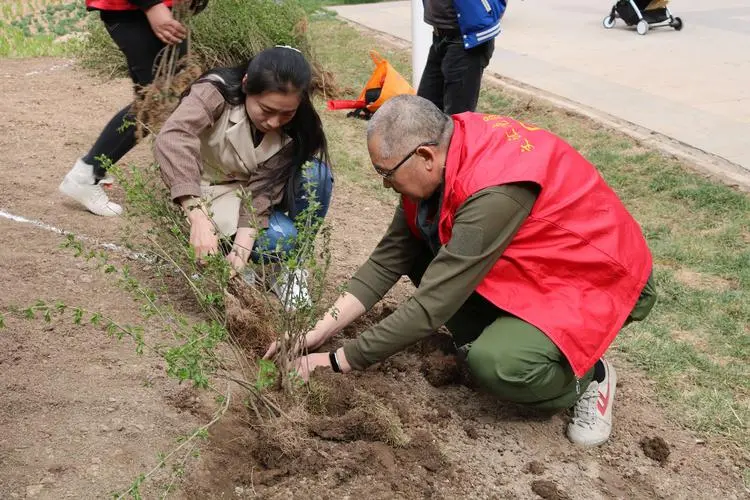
xmin=567 ymin=359 xmax=617 ymax=446
xmin=271 ymin=268 xmax=311 ymax=311
xmin=59 ymin=158 xmax=123 ymax=217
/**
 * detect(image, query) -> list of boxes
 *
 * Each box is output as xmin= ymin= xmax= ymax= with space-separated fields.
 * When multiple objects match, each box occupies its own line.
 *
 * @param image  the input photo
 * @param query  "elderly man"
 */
xmin=266 ymin=95 xmax=657 ymax=446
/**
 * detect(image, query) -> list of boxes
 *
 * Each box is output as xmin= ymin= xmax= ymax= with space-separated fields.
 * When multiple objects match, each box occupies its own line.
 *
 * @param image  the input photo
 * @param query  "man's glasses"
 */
xmin=373 ymin=141 xmax=438 ymax=180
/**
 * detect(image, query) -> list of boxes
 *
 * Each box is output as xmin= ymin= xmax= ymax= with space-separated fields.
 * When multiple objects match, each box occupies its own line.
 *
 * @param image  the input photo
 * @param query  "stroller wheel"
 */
xmin=636 ymin=19 xmax=649 ymax=35
xmin=602 ymin=15 xmax=616 ymax=29
xmin=672 ymin=16 xmax=683 ymax=31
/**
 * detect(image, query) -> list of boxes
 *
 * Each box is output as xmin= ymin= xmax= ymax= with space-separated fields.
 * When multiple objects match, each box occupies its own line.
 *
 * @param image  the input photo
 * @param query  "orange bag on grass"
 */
xmin=327 ymin=50 xmax=415 ymax=119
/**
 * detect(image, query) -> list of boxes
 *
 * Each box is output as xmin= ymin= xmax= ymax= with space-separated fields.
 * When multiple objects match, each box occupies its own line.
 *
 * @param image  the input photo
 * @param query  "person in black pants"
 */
xmin=59 ymin=0 xmax=187 ymax=216
xmin=417 ymin=0 xmax=504 ymax=114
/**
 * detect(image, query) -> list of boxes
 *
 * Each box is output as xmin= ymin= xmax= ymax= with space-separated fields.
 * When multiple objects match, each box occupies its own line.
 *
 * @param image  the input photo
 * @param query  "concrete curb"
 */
xmin=334 ymin=16 xmax=750 ymax=193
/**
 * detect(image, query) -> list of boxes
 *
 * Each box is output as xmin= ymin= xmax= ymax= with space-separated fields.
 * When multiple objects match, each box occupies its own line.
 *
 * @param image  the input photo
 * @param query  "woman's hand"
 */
xmin=145 ymin=3 xmax=187 ymax=45
xmin=226 ymin=227 xmax=256 ymax=278
xmin=186 ymin=208 xmax=218 ymax=262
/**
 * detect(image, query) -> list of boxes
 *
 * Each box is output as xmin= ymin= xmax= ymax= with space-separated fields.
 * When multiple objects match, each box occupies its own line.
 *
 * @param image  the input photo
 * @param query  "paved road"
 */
xmin=331 ymin=0 xmax=750 ymax=174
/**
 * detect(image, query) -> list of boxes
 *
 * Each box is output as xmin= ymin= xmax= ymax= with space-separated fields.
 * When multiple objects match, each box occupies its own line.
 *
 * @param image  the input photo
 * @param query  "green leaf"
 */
xmin=90 ymin=312 xmax=102 ymax=325
xmin=23 ymin=307 xmax=35 ymax=319
xmin=73 ymin=308 xmax=83 ymax=325
xmin=0 ymin=313 xmax=5 ymax=329
xmin=43 ymin=308 xmax=52 ymax=323
xmin=255 ymin=359 xmax=278 ymax=391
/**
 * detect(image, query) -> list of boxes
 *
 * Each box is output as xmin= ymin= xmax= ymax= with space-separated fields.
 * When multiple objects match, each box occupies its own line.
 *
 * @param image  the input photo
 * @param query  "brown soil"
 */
xmin=640 ymin=436 xmax=671 ymax=465
xmin=531 ymin=479 xmax=571 ymax=500
xmin=524 ymin=460 xmax=547 ymax=475
xmin=674 ymin=268 xmax=735 ymax=292
xmin=0 ymin=58 xmax=749 ymax=499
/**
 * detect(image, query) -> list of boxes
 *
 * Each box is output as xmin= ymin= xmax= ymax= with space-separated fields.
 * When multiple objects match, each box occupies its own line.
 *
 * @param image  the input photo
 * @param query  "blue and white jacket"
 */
xmin=454 ymin=0 xmax=507 ymax=49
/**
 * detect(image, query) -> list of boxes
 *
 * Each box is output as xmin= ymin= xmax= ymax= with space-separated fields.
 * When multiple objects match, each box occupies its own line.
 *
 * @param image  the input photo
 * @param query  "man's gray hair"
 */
xmin=367 ymin=95 xmax=452 ymax=160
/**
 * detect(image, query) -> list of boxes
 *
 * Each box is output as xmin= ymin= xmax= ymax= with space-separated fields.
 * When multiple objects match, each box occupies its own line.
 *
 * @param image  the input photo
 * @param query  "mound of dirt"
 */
xmin=420 ymin=352 xmax=462 ymax=387
xmin=531 ymin=479 xmax=571 ymax=500
xmin=640 ymin=436 xmax=670 ymax=464
xmin=524 ymin=460 xmax=546 ymax=475
xmin=307 ymin=369 xmax=358 ymax=416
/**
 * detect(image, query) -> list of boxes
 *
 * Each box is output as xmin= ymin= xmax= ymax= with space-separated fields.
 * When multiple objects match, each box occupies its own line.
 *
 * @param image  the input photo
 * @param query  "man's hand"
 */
xmin=145 ymin=3 xmax=187 ymax=45
xmin=187 ymin=208 xmax=218 ymax=262
xmin=263 ymin=329 xmax=327 ymax=360
xmin=292 ymin=352 xmax=331 ymax=383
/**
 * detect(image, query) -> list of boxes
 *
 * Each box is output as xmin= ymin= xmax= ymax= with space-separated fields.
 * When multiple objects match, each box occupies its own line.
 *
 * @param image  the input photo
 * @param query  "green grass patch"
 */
xmin=0 ymin=0 xmax=85 ymax=57
xmin=309 ymin=17 xmax=750 ymax=452
xmin=0 ymin=22 xmax=78 ymax=57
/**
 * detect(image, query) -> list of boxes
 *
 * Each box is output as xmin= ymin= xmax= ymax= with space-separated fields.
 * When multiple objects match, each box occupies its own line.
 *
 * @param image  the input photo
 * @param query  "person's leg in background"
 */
xmin=416 ymin=34 xmax=447 ymax=111
xmin=60 ymin=10 xmax=169 ymax=217
xmin=441 ymin=38 xmax=494 ymax=114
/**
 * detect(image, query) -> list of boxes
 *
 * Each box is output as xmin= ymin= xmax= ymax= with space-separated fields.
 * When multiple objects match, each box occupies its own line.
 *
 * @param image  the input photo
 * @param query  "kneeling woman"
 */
xmin=155 ymin=46 xmax=332 ymax=303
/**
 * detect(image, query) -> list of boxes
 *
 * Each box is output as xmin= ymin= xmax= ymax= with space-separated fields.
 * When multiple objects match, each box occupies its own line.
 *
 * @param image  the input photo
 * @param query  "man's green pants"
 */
xmin=410 ymin=252 xmax=657 ymax=411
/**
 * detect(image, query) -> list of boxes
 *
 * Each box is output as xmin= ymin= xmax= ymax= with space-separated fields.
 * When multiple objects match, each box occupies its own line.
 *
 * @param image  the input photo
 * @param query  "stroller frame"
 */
xmin=603 ymin=0 xmax=683 ymax=35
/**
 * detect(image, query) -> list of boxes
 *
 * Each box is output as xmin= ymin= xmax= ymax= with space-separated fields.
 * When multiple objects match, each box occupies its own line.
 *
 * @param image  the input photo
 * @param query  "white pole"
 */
xmin=411 ymin=0 xmax=432 ymax=89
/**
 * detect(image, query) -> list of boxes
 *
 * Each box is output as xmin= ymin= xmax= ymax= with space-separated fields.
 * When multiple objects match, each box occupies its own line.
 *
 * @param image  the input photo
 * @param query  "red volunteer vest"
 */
xmin=86 ymin=0 xmax=173 ymax=11
xmin=403 ymin=113 xmax=653 ymax=377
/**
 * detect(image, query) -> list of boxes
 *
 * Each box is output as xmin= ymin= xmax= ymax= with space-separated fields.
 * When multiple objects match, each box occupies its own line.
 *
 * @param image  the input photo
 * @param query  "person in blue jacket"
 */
xmin=418 ymin=0 xmax=507 ymax=113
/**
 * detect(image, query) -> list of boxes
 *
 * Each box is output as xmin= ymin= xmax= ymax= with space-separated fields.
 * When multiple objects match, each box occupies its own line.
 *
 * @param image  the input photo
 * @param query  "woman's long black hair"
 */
xmin=194 ymin=46 xmax=330 ymax=182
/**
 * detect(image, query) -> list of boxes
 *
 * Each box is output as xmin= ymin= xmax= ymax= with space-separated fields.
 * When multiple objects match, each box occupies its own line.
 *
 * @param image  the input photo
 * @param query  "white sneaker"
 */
xmin=59 ymin=158 xmax=123 ymax=217
xmin=567 ymin=359 xmax=617 ymax=446
xmin=271 ymin=268 xmax=311 ymax=311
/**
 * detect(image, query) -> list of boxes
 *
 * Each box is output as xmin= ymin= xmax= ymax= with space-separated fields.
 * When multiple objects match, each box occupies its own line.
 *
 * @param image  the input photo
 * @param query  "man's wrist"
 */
xmin=329 ymin=351 xmax=341 ymax=373
xmin=335 ymin=347 xmax=352 ymax=373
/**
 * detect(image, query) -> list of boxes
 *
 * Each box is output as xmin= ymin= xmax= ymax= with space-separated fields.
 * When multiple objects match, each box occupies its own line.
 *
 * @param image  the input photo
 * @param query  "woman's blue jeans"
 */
xmin=251 ymin=159 xmax=333 ymax=262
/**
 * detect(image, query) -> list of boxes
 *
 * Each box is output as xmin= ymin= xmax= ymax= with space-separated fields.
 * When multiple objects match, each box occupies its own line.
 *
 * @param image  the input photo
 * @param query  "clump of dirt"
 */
xmin=307 ymin=369 xmax=358 ymax=416
xmin=224 ymin=281 xmax=281 ymax=357
xmin=395 ymin=429 xmax=448 ymax=474
xmin=309 ymin=390 xmax=408 ymax=446
xmin=531 ymin=479 xmax=571 ymax=500
xmin=640 ymin=436 xmax=670 ymax=464
xmin=524 ymin=460 xmax=546 ymax=475
xmin=165 ymin=385 xmax=203 ymax=416
xmin=252 ymin=410 xmax=324 ymax=472
xmin=392 ymin=399 xmax=415 ymax=424
xmin=421 ymin=352 xmax=462 ymax=387
xmin=435 ymin=404 xmax=452 ymax=420
xmin=463 ymin=423 xmax=480 ymax=439
xmin=410 ymin=330 xmax=457 ymax=356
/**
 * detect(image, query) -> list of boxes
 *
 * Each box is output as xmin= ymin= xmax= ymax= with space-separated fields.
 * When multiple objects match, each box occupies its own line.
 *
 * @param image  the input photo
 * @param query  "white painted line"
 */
xmin=0 ymin=208 xmax=155 ymax=263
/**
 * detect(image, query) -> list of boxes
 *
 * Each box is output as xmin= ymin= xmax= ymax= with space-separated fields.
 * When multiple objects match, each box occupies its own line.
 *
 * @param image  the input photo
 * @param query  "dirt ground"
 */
xmin=0 ymin=58 xmax=748 ymax=499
